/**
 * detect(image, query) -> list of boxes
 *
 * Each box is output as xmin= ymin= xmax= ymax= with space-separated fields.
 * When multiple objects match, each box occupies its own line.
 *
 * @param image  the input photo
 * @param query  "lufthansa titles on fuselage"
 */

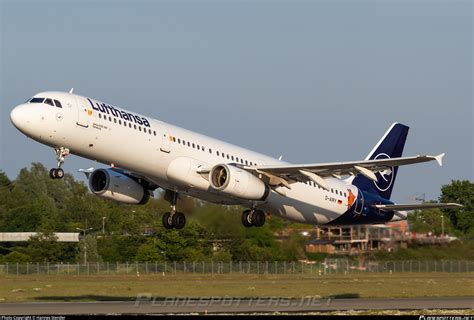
xmin=89 ymin=99 xmax=151 ymax=127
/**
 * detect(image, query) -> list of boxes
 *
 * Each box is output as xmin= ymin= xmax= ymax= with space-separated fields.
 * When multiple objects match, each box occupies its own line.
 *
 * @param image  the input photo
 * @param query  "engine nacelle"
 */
xmin=88 ymin=168 xmax=150 ymax=205
xmin=209 ymin=164 xmax=269 ymax=200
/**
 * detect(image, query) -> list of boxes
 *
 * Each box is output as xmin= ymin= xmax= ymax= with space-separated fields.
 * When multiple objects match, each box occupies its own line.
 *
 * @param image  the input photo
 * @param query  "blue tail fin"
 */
xmin=352 ymin=123 xmax=409 ymax=200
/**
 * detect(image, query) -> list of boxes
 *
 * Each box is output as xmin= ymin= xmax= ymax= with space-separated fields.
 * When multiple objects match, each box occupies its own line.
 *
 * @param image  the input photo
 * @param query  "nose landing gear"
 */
xmin=49 ymin=147 xmax=69 ymax=180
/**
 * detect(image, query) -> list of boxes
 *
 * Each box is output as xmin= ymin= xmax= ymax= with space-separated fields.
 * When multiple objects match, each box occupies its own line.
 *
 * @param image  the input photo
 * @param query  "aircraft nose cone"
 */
xmin=10 ymin=104 xmax=29 ymax=131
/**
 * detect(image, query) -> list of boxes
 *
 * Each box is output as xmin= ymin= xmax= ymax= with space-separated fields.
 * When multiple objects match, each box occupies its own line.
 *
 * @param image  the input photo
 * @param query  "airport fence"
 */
xmin=0 ymin=260 xmax=473 ymax=276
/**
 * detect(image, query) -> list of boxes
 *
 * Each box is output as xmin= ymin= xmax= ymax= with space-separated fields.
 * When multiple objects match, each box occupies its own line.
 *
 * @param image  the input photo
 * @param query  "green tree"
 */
xmin=439 ymin=180 xmax=474 ymax=236
xmin=1 ymin=251 xmax=32 ymax=263
xmin=135 ymin=240 xmax=161 ymax=262
xmin=27 ymin=232 xmax=64 ymax=262
xmin=408 ymin=208 xmax=454 ymax=235
xmin=77 ymin=234 xmax=102 ymax=263
xmin=98 ymin=235 xmax=145 ymax=262
xmin=154 ymin=220 xmax=212 ymax=261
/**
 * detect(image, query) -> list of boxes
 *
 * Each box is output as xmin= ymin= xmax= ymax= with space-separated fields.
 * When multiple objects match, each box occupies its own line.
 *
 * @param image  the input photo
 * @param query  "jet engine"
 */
xmin=88 ymin=168 xmax=151 ymax=204
xmin=209 ymin=164 xmax=269 ymax=200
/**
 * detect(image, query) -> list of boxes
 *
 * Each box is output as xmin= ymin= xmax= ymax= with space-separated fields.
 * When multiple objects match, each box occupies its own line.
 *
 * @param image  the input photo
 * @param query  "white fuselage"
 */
xmin=10 ymin=91 xmax=361 ymax=225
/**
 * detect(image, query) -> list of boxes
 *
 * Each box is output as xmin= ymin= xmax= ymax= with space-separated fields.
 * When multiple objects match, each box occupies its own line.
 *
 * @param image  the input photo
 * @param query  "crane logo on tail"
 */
xmin=373 ymin=153 xmax=394 ymax=192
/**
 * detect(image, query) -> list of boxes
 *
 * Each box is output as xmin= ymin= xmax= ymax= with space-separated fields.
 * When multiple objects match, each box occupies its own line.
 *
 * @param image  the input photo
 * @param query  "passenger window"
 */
xmin=153 ymin=131 xmax=156 ymax=136
xmin=187 ymin=142 xmax=190 ymax=147
xmin=109 ymin=116 xmax=112 ymax=122
xmin=114 ymin=118 xmax=117 ymax=123
xmin=178 ymin=138 xmax=181 ymax=144
xmin=217 ymin=151 xmax=220 ymax=156
xmin=139 ymin=126 xmax=142 ymax=131
xmin=134 ymin=124 xmax=137 ymax=129
xmin=44 ymin=98 xmax=54 ymax=106
xmin=245 ymin=160 xmax=248 ymax=165
xmin=192 ymin=143 xmax=195 ymax=148
xmin=99 ymin=114 xmax=102 ymax=119
xmin=129 ymin=123 xmax=132 ymax=128
xmin=197 ymin=145 xmax=200 ymax=150
xmin=53 ymin=100 xmax=62 ymax=108
xmin=227 ymin=155 xmax=230 ymax=159
xmin=118 ymin=120 xmax=122 ymax=125
xmin=209 ymin=149 xmax=212 ymax=154
xmin=231 ymin=156 xmax=234 ymax=161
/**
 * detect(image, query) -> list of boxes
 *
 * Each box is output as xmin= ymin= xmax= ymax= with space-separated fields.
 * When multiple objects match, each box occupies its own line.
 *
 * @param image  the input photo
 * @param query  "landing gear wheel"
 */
xmin=162 ymin=212 xmax=174 ymax=229
xmin=252 ymin=210 xmax=266 ymax=227
xmin=55 ymin=168 xmax=64 ymax=179
xmin=241 ymin=210 xmax=253 ymax=228
xmin=49 ymin=168 xmax=57 ymax=179
xmin=172 ymin=212 xmax=186 ymax=229
xmin=50 ymin=147 xmax=69 ymax=180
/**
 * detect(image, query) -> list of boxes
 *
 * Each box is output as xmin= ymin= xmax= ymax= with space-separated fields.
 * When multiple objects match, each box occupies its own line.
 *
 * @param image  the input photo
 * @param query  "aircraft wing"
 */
xmin=373 ymin=203 xmax=463 ymax=211
xmin=249 ymin=153 xmax=445 ymax=190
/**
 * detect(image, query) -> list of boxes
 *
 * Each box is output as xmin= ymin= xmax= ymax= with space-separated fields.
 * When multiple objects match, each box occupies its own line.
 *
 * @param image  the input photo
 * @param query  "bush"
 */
xmin=1 ymin=251 xmax=31 ymax=263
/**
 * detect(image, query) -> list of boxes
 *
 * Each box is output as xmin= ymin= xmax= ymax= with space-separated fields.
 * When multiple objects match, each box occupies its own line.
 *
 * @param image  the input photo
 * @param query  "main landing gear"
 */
xmin=241 ymin=209 xmax=266 ymax=228
xmin=49 ymin=147 xmax=70 ymax=180
xmin=162 ymin=191 xmax=186 ymax=230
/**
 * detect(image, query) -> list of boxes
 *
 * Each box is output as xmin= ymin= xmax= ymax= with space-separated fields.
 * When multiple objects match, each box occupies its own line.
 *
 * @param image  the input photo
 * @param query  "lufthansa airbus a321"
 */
xmin=10 ymin=91 xmax=462 ymax=229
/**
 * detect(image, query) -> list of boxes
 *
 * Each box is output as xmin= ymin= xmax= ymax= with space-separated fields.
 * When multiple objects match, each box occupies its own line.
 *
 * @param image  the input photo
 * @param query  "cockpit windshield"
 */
xmin=28 ymin=97 xmax=62 ymax=108
xmin=29 ymin=97 xmax=45 ymax=103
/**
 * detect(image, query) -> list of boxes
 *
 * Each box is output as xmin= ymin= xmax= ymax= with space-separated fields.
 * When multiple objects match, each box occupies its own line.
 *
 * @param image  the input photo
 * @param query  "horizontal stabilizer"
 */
xmin=373 ymin=203 xmax=463 ymax=211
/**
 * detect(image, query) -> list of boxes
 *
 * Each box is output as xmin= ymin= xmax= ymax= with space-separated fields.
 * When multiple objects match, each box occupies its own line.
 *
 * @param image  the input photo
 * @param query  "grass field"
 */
xmin=1 ymin=272 xmax=473 ymax=302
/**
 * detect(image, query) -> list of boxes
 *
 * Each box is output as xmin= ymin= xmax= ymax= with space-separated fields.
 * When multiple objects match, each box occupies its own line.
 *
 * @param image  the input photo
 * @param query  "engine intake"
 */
xmin=209 ymin=164 xmax=269 ymax=200
xmin=89 ymin=168 xmax=150 ymax=205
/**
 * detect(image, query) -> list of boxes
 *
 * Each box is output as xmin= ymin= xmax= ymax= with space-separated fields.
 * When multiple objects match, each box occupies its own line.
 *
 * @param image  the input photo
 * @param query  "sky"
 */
xmin=0 ymin=0 xmax=472 ymax=203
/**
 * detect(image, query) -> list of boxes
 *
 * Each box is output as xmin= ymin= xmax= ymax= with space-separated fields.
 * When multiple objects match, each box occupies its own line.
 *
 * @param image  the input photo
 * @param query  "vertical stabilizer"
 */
xmin=352 ymin=123 xmax=409 ymax=200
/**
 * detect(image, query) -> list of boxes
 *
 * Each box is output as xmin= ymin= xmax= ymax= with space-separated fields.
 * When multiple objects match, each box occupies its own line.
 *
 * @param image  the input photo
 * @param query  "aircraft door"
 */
xmin=354 ymin=190 xmax=365 ymax=215
xmin=160 ymin=125 xmax=171 ymax=153
xmin=75 ymin=97 xmax=90 ymax=128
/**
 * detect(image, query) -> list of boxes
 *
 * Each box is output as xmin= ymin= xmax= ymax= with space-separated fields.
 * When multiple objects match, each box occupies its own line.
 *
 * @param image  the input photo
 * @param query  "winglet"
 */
xmin=434 ymin=153 xmax=445 ymax=166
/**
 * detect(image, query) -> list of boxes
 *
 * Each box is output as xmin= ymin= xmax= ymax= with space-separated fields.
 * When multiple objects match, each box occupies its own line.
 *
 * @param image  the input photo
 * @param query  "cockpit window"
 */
xmin=44 ymin=98 xmax=54 ymax=106
xmin=30 ymin=97 xmax=45 ymax=103
xmin=53 ymin=99 xmax=62 ymax=108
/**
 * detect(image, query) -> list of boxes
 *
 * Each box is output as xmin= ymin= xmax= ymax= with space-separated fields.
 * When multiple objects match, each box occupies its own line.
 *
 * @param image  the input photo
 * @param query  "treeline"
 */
xmin=0 ymin=163 xmax=472 ymax=263
xmin=0 ymin=163 xmax=305 ymax=263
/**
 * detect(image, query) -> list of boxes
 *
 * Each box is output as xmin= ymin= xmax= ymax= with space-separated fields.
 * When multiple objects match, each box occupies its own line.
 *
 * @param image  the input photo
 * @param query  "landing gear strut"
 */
xmin=162 ymin=191 xmax=186 ymax=229
xmin=49 ymin=147 xmax=69 ymax=179
xmin=242 ymin=209 xmax=265 ymax=227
